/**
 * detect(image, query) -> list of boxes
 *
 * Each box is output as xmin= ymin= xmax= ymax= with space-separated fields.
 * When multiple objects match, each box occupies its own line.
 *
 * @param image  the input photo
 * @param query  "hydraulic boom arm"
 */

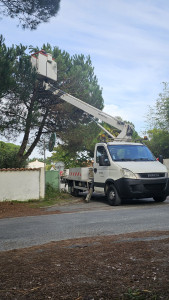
xmin=31 ymin=51 xmax=133 ymax=141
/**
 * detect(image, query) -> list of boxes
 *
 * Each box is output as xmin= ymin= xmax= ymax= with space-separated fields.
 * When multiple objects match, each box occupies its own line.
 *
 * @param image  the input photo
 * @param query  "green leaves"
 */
xmin=145 ymin=129 xmax=169 ymax=159
xmin=0 ymin=35 xmax=27 ymax=98
xmin=0 ymin=39 xmax=104 ymax=166
xmin=0 ymin=0 xmax=61 ymax=30
xmin=147 ymin=82 xmax=169 ymax=131
xmin=145 ymin=82 xmax=169 ymax=158
xmin=48 ymin=144 xmax=93 ymax=169
xmin=0 ymin=141 xmax=26 ymax=168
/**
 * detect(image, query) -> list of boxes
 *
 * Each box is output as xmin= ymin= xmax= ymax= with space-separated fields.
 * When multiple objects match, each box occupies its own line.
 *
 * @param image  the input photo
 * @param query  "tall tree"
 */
xmin=0 ymin=40 xmax=104 ymax=167
xmin=147 ymin=82 xmax=169 ymax=130
xmin=145 ymin=82 xmax=169 ymax=158
xmin=0 ymin=141 xmax=26 ymax=168
xmin=0 ymin=35 xmax=26 ymax=98
xmin=0 ymin=0 xmax=61 ymax=30
xmin=144 ymin=129 xmax=169 ymax=159
xmin=49 ymin=122 xmax=100 ymax=168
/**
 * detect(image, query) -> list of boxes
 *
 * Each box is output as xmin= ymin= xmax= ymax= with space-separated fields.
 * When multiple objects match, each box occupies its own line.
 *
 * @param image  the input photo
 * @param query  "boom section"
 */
xmin=44 ymin=82 xmax=124 ymax=132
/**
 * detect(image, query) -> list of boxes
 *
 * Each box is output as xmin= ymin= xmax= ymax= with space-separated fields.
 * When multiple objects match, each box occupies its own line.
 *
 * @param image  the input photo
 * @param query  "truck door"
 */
xmin=93 ymin=145 xmax=110 ymax=193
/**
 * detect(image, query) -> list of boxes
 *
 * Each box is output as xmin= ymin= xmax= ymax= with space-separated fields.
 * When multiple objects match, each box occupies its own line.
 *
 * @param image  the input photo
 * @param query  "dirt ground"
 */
xmin=0 ymin=202 xmax=169 ymax=300
xmin=0 ymin=201 xmax=62 ymax=219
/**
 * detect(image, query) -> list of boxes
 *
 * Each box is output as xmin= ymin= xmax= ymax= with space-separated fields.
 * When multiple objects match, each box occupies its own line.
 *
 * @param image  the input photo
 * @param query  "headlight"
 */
xmin=165 ymin=172 xmax=168 ymax=178
xmin=122 ymin=168 xmax=137 ymax=179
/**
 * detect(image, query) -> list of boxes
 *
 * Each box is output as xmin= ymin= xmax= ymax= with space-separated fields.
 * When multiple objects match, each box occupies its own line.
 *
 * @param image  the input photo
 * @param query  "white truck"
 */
xmin=32 ymin=50 xmax=169 ymax=205
xmin=66 ymin=142 xmax=169 ymax=205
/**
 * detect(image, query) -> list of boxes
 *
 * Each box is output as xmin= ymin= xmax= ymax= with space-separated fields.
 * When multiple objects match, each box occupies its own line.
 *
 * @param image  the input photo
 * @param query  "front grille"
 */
xmin=139 ymin=173 xmax=165 ymax=178
xmin=144 ymin=183 xmax=166 ymax=192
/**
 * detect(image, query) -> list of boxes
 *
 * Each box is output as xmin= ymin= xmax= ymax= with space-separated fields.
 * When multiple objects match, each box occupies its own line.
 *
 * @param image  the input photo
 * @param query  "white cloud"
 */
xmin=103 ymin=103 xmax=147 ymax=135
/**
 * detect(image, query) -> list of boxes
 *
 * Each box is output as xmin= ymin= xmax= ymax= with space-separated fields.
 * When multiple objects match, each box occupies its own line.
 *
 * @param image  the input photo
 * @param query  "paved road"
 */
xmin=0 ymin=196 xmax=169 ymax=251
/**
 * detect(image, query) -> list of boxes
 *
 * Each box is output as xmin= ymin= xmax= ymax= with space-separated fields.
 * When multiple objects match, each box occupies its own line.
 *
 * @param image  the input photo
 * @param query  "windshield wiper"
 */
xmin=116 ymin=158 xmax=155 ymax=162
xmin=117 ymin=158 xmax=132 ymax=161
xmin=136 ymin=158 xmax=154 ymax=161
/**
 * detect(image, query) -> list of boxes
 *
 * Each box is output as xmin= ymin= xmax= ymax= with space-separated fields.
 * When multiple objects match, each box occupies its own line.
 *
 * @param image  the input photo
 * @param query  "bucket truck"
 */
xmin=31 ymin=50 xmax=169 ymax=205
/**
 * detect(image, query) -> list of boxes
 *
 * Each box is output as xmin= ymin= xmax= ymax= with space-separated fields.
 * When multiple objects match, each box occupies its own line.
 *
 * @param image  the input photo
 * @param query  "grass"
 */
xmin=1 ymin=184 xmax=79 ymax=209
xmin=27 ymin=184 xmax=78 ymax=208
xmin=123 ymin=289 xmax=158 ymax=300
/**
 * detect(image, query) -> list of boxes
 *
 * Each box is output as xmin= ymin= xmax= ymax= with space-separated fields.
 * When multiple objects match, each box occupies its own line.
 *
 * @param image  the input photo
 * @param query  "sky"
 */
xmin=1 ymin=0 xmax=169 ymax=157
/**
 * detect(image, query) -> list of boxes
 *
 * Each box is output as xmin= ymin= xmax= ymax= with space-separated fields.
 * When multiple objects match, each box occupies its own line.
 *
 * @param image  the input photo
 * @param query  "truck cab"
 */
xmin=93 ymin=142 xmax=169 ymax=205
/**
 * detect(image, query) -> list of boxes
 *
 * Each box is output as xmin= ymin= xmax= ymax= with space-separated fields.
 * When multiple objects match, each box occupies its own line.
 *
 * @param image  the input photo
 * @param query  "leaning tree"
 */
xmin=0 ymin=40 xmax=104 ymax=166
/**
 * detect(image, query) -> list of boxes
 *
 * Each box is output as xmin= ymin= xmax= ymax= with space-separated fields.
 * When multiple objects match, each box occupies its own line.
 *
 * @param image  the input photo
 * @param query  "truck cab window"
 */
xmin=96 ymin=146 xmax=110 ymax=165
xmin=107 ymin=144 xmax=156 ymax=161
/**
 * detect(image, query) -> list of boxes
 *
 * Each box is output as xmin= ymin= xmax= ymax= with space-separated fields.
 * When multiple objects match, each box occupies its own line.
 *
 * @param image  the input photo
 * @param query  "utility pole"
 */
xmin=43 ymin=139 xmax=46 ymax=195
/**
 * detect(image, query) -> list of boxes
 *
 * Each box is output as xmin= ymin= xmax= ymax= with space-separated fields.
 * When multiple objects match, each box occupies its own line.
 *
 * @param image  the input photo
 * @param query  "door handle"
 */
xmin=94 ymin=168 xmax=97 ymax=173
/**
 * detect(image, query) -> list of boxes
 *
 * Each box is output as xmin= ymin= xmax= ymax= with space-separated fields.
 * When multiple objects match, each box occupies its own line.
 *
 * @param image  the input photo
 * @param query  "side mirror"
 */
xmin=158 ymin=155 xmax=163 ymax=164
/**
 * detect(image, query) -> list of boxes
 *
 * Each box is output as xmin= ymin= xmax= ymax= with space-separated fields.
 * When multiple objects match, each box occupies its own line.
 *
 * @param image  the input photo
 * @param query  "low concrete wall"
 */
xmin=0 ymin=168 xmax=45 ymax=202
xmin=164 ymin=159 xmax=169 ymax=173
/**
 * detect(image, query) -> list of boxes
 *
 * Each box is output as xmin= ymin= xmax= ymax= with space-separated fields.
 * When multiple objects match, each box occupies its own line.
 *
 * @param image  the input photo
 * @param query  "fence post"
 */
xmin=59 ymin=166 xmax=61 ymax=192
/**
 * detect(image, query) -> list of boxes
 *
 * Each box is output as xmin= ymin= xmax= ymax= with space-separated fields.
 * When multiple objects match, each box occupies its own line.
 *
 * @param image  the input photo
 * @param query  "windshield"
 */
xmin=107 ymin=144 xmax=156 ymax=162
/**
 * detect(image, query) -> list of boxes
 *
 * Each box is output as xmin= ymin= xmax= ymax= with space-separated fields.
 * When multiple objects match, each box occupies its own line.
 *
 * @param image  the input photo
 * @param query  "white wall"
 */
xmin=0 ymin=168 xmax=45 ymax=202
xmin=164 ymin=159 xmax=169 ymax=173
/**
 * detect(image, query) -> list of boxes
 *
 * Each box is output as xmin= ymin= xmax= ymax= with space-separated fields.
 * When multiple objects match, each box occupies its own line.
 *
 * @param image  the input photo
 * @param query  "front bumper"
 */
xmin=115 ymin=177 xmax=169 ymax=200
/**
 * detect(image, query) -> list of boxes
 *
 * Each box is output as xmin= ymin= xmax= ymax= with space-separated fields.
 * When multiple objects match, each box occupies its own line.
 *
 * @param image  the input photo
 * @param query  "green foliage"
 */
xmin=97 ymin=119 xmax=140 ymax=143
xmin=0 ymin=141 xmax=26 ymax=168
xmin=45 ymin=183 xmax=59 ymax=199
xmin=49 ymin=118 xmax=140 ymax=168
xmin=98 ymin=122 xmax=119 ymax=140
xmin=0 ymin=35 xmax=26 ymax=98
xmin=28 ymin=158 xmax=44 ymax=163
xmin=144 ymin=129 xmax=169 ymax=158
xmin=147 ymin=82 xmax=169 ymax=130
xmin=145 ymin=83 xmax=169 ymax=158
xmin=43 ymin=184 xmax=73 ymax=207
xmin=1 ymin=38 xmax=104 ymax=165
xmin=48 ymin=144 xmax=91 ymax=169
xmin=131 ymin=129 xmax=141 ymax=142
xmin=0 ymin=0 xmax=61 ymax=30
xmin=123 ymin=288 xmax=157 ymax=300
xmin=28 ymin=185 xmax=72 ymax=208
xmin=58 ymin=122 xmax=100 ymax=163
xmin=45 ymin=164 xmax=53 ymax=171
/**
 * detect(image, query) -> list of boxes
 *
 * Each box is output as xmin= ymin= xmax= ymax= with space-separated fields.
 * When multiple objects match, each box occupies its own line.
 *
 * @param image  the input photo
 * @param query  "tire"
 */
xmin=71 ymin=188 xmax=80 ymax=197
xmin=153 ymin=195 xmax=166 ymax=202
xmin=106 ymin=184 xmax=121 ymax=206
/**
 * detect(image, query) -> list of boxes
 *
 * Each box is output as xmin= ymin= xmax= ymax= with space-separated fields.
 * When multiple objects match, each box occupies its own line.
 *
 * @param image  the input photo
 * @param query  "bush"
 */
xmin=0 ymin=141 xmax=27 ymax=168
xmin=45 ymin=183 xmax=60 ymax=199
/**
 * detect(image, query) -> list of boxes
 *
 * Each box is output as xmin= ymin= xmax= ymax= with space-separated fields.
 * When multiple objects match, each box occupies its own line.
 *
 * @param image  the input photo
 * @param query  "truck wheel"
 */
xmin=153 ymin=195 xmax=166 ymax=202
xmin=107 ymin=185 xmax=121 ymax=206
xmin=71 ymin=188 xmax=80 ymax=197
